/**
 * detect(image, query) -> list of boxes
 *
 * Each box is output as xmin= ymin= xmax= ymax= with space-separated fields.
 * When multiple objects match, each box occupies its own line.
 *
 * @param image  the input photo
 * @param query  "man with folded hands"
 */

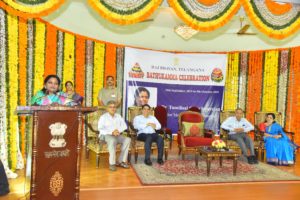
xmin=133 ymin=104 xmax=164 ymax=166
xmin=98 ymin=100 xmax=131 ymax=171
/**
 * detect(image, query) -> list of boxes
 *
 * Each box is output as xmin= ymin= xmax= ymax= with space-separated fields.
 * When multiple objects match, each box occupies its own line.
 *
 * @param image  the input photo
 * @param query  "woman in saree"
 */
xmin=64 ymin=81 xmax=83 ymax=105
xmin=263 ymin=113 xmax=295 ymax=165
xmin=31 ymin=75 xmax=68 ymax=106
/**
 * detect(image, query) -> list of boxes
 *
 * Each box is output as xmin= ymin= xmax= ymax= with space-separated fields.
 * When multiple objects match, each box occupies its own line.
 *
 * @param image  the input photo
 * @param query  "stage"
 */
xmin=4 ymin=146 xmax=300 ymax=200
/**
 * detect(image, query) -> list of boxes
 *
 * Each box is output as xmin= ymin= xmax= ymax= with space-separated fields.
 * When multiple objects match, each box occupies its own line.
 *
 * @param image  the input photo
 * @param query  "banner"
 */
xmin=123 ymin=47 xmax=227 ymax=133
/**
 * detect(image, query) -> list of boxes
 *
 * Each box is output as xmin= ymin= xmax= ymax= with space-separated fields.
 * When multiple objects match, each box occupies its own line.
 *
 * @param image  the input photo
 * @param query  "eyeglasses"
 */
xmin=108 ymin=106 xmax=116 ymax=108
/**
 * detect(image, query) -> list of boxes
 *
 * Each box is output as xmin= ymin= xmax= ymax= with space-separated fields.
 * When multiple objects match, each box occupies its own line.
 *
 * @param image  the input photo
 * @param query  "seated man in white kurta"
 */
xmin=98 ymin=101 xmax=131 ymax=171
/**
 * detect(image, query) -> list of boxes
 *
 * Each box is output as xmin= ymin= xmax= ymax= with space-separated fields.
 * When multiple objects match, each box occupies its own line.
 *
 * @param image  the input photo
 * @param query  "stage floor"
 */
xmin=2 ymin=145 xmax=300 ymax=200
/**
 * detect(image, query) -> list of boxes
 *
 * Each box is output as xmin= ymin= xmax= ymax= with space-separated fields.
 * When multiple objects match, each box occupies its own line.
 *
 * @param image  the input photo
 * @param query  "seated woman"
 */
xmin=64 ymin=81 xmax=83 ymax=105
xmin=31 ymin=75 xmax=73 ymax=106
xmin=263 ymin=113 xmax=295 ymax=165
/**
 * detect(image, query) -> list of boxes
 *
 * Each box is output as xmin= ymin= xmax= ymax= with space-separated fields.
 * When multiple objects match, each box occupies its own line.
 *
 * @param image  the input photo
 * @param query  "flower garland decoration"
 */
xmin=62 ymin=33 xmax=75 ymax=85
xmin=33 ymin=20 xmax=46 ymax=95
xmin=104 ymin=44 xmax=117 ymax=83
xmin=88 ymin=0 xmax=163 ymax=25
xmin=18 ymin=17 xmax=27 ymax=158
xmin=223 ymin=52 xmax=239 ymax=110
xmin=241 ymin=0 xmax=300 ymax=39
xmin=85 ymin=40 xmax=94 ymax=107
xmin=285 ymin=47 xmax=300 ymax=144
xmin=246 ymin=51 xmax=263 ymax=124
xmin=56 ymin=31 xmax=64 ymax=80
xmin=168 ymin=0 xmax=241 ymax=31
xmin=262 ymin=50 xmax=278 ymax=112
xmin=0 ymin=0 xmax=65 ymax=18
xmin=75 ymin=37 xmax=86 ymax=98
xmin=93 ymin=42 xmax=105 ymax=106
xmin=238 ymin=52 xmax=248 ymax=111
xmin=44 ymin=23 xmax=57 ymax=77
xmin=277 ymin=50 xmax=289 ymax=125
xmin=0 ymin=8 xmax=18 ymax=179
xmin=7 ymin=14 xmax=19 ymax=170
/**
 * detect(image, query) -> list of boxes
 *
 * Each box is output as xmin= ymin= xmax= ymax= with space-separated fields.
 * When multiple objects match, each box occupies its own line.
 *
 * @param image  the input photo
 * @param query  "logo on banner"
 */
xmin=49 ymin=122 xmax=67 ymax=148
xmin=129 ymin=63 xmax=144 ymax=78
xmin=211 ymin=68 xmax=223 ymax=82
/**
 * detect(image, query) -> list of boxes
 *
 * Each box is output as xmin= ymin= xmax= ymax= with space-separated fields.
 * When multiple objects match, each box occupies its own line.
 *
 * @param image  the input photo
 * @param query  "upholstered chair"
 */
xmin=177 ymin=111 xmax=214 ymax=160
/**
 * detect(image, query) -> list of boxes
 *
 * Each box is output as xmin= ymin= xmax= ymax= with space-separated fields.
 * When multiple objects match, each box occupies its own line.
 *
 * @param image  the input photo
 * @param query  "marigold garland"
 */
xmin=18 ymin=17 xmax=27 ymax=157
xmin=7 ymin=13 xmax=19 ymax=170
xmin=93 ymin=42 xmax=105 ymax=106
xmin=62 ymin=33 xmax=75 ymax=85
xmin=0 ymin=0 xmax=65 ymax=18
xmin=44 ymin=23 xmax=57 ymax=77
xmin=223 ymin=52 xmax=239 ymax=110
xmin=33 ymin=20 xmax=46 ymax=94
xmin=168 ymin=0 xmax=241 ymax=32
xmin=265 ymin=0 xmax=292 ymax=16
xmin=75 ymin=37 xmax=86 ymax=98
xmin=241 ymin=0 xmax=300 ymax=40
xmin=285 ymin=47 xmax=300 ymax=144
xmin=104 ymin=43 xmax=117 ymax=85
xmin=262 ymin=50 xmax=279 ymax=111
xmin=277 ymin=50 xmax=289 ymax=125
xmin=88 ymin=0 xmax=163 ymax=25
xmin=246 ymin=51 xmax=263 ymax=124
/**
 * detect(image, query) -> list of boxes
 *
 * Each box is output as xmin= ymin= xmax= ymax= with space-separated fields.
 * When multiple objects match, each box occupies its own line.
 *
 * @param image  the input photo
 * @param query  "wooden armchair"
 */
xmin=127 ymin=106 xmax=169 ymax=163
xmin=219 ymin=110 xmax=240 ymax=151
xmin=254 ymin=112 xmax=295 ymax=161
xmin=177 ymin=111 xmax=214 ymax=160
xmin=220 ymin=110 xmax=260 ymax=156
xmin=154 ymin=105 xmax=172 ymax=149
xmin=84 ymin=107 xmax=131 ymax=168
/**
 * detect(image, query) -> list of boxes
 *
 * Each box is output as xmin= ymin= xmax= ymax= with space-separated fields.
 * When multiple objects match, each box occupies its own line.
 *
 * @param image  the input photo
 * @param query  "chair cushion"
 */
xmin=182 ymin=122 xmax=204 ymax=137
xmin=184 ymin=137 xmax=213 ymax=147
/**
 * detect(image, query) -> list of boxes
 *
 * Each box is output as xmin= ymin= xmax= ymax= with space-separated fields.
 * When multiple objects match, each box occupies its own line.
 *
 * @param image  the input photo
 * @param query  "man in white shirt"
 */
xmin=98 ymin=101 xmax=131 ymax=171
xmin=133 ymin=104 xmax=164 ymax=166
xmin=221 ymin=108 xmax=258 ymax=164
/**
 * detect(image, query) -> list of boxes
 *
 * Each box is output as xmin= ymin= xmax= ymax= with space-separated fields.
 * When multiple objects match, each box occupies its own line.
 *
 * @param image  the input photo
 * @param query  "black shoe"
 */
xmin=157 ymin=159 xmax=164 ymax=165
xmin=144 ymin=159 xmax=152 ymax=166
xmin=251 ymin=156 xmax=258 ymax=164
xmin=247 ymin=156 xmax=254 ymax=164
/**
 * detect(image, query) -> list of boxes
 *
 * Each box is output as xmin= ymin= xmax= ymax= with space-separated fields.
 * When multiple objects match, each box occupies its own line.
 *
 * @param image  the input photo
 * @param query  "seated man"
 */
xmin=133 ymin=104 xmax=164 ymax=166
xmin=98 ymin=101 xmax=131 ymax=171
xmin=221 ymin=108 xmax=258 ymax=164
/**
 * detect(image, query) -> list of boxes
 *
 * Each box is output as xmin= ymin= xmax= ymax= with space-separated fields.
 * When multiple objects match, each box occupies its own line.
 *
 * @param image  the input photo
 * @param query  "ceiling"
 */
xmin=42 ymin=0 xmax=300 ymax=52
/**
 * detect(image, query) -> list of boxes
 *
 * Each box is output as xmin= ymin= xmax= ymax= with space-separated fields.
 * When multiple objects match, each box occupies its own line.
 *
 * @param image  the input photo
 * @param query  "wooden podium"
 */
xmin=17 ymin=106 xmax=97 ymax=200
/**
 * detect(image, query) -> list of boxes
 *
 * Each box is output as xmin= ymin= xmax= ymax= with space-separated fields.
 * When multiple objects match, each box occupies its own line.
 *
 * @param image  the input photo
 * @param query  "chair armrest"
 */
xmin=283 ymin=129 xmax=295 ymax=142
xmin=84 ymin=118 xmax=99 ymax=134
xmin=204 ymin=129 xmax=214 ymax=138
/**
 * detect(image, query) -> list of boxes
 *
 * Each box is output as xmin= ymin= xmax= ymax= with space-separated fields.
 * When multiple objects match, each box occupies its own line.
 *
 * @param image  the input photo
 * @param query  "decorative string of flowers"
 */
xmin=262 ymin=50 xmax=278 ymax=112
xmin=33 ymin=20 xmax=46 ymax=95
xmin=277 ymin=50 xmax=289 ymax=125
xmin=238 ymin=52 xmax=248 ymax=111
xmin=242 ymin=0 xmax=300 ymax=39
xmin=85 ymin=40 xmax=94 ymax=107
xmin=0 ymin=0 xmax=65 ymax=18
xmin=168 ymin=0 xmax=241 ymax=31
xmin=88 ymin=0 xmax=163 ymax=25
xmin=245 ymin=51 xmax=263 ymax=124
xmin=223 ymin=52 xmax=239 ymax=110
xmin=62 ymin=33 xmax=75 ymax=85
xmin=92 ymin=42 xmax=105 ymax=106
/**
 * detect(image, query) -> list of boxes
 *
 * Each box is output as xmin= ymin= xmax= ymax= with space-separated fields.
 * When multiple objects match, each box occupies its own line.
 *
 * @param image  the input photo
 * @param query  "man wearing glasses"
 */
xmin=133 ymin=104 xmax=164 ymax=166
xmin=98 ymin=101 xmax=131 ymax=171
